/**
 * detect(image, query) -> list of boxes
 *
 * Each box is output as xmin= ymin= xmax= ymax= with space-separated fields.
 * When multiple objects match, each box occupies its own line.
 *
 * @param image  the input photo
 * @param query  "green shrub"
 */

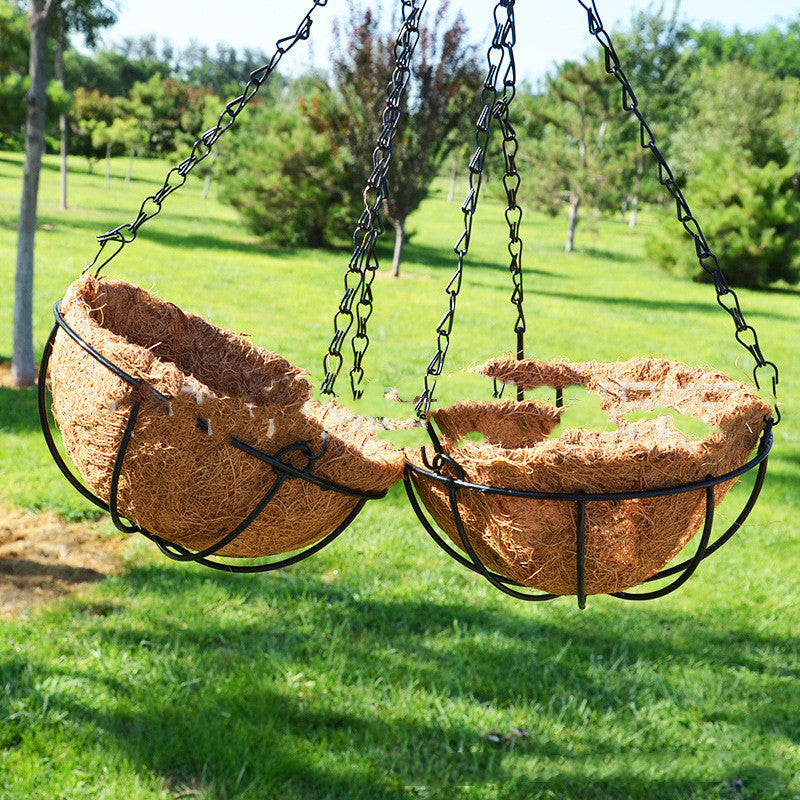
xmin=217 ymin=100 xmax=359 ymax=248
xmin=647 ymin=150 xmax=800 ymax=288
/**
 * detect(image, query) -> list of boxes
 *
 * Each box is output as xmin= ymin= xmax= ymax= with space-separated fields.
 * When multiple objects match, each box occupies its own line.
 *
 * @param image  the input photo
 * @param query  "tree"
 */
xmin=689 ymin=15 xmax=800 ymax=80
xmin=70 ymin=85 xmax=116 ymax=169
xmin=128 ymin=74 xmax=217 ymax=157
xmin=519 ymin=57 xmax=632 ymax=251
xmin=647 ymin=62 xmax=800 ymax=287
xmin=217 ymin=96 xmax=359 ymax=247
xmin=13 ymin=0 xmax=54 ymax=387
xmin=177 ymin=41 xmax=277 ymax=97
xmin=63 ymin=44 xmax=170 ymax=97
xmin=0 ymin=0 xmax=29 ymax=147
xmin=12 ymin=0 xmax=116 ymax=388
xmin=669 ymin=62 xmax=789 ymax=177
xmin=52 ymin=0 xmax=114 ymax=209
xmin=327 ymin=0 xmax=482 ymax=276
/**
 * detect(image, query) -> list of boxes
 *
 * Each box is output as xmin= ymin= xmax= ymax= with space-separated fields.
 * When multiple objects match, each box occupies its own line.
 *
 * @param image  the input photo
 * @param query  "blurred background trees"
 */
xmin=2 ymin=0 xmax=800 ymax=383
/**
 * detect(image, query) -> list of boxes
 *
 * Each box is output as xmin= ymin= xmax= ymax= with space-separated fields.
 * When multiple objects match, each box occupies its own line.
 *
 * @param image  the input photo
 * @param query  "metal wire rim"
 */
xmin=404 ymin=419 xmax=772 ymax=607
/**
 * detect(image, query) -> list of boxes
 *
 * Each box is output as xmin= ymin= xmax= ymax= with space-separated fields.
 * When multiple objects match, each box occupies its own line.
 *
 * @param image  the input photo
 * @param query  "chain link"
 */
xmin=414 ymin=0 xmax=515 ymax=419
xmin=82 ymin=0 xmax=329 ymax=276
xmin=576 ymin=0 xmax=780 ymax=423
xmin=492 ymin=2 xmax=525 ymax=401
xmin=320 ymin=0 xmax=427 ymax=399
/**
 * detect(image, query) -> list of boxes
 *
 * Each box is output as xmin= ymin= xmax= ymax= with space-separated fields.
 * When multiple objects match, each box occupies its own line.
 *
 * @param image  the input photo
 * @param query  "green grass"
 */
xmin=1 ymin=150 xmax=799 ymax=799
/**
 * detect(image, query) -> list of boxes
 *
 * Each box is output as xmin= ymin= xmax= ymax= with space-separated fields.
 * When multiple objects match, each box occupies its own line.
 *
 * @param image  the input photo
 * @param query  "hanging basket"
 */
xmin=46 ymin=274 xmax=405 ymax=559
xmin=405 ymin=357 xmax=771 ymax=597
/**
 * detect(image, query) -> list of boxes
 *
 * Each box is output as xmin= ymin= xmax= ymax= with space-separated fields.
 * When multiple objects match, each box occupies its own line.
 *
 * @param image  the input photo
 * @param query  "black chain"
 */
xmin=320 ymin=0 xmax=427 ymax=400
xmin=414 ymin=0 xmax=515 ymax=420
xmin=82 ymin=0 xmax=328 ymax=276
xmin=493 ymin=0 xmax=525 ymax=401
xmin=576 ymin=0 xmax=780 ymax=423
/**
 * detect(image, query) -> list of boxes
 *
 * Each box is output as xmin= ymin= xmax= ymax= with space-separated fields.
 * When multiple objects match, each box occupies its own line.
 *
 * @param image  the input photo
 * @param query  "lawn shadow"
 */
xmin=522 ymin=286 xmax=794 ymax=322
xmin=574 ymin=245 xmax=640 ymax=264
xmin=0 ymin=359 xmax=43 ymax=434
xmin=4 ymin=561 xmax=796 ymax=798
xmin=400 ymin=239 xmax=559 ymax=277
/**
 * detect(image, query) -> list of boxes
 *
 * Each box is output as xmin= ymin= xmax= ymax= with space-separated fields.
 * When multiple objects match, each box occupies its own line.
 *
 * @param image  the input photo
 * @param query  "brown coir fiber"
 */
xmin=49 ymin=274 xmax=405 ymax=557
xmin=406 ymin=357 xmax=770 ymax=596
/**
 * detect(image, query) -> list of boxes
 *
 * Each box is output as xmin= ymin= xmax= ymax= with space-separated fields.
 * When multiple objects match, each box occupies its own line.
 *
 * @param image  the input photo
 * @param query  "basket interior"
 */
xmin=76 ymin=275 xmax=312 ymax=406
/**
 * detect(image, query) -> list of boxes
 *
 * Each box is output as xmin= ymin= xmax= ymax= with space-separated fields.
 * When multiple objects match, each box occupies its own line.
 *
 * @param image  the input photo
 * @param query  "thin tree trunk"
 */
xmin=55 ymin=7 xmax=67 ymax=211
xmin=447 ymin=158 xmax=458 ymax=202
xmin=126 ymin=146 xmax=135 ymax=182
xmin=565 ymin=192 xmax=580 ymax=253
xmin=629 ymin=153 xmax=644 ymax=229
xmin=13 ymin=0 xmax=53 ymax=388
xmin=105 ymin=141 xmax=111 ymax=188
xmin=391 ymin=217 xmax=405 ymax=278
xmin=201 ymin=149 xmax=217 ymax=199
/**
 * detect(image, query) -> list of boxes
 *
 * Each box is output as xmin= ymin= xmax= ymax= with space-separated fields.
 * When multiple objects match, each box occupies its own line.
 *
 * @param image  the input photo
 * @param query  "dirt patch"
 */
xmin=0 ymin=504 xmax=127 ymax=619
xmin=1 ymin=360 xmax=128 ymax=618
xmin=0 ymin=359 xmax=17 ymax=387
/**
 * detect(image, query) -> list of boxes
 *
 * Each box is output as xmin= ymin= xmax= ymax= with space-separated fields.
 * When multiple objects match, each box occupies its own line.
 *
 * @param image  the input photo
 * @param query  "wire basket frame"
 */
xmin=401 ymin=0 xmax=779 ymax=607
xmin=405 ymin=418 xmax=772 ymax=608
xmin=39 ymin=306 xmax=389 ymax=573
xmin=37 ymin=0 xmax=426 ymax=572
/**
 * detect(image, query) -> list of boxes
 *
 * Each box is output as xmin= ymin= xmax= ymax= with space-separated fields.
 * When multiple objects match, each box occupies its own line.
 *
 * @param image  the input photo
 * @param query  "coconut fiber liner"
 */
xmin=406 ymin=357 xmax=770 ymax=596
xmin=49 ymin=274 xmax=405 ymax=557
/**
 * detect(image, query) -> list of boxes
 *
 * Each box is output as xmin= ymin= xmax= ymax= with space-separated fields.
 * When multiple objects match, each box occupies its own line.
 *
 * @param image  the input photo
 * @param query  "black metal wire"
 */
xmin=575 ymin=0 xmax=780 ymax=423
xmin=414 ymin=0 xmax=516 ymax=419
xmin=321 ymin=0 xmax=428 ymax=400
xmin=493 ymin=0 xmax=526 ymax=401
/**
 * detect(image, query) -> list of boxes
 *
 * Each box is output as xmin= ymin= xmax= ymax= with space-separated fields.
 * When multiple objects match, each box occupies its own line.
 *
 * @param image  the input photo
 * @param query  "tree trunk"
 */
xmin=447 ymin=158 xmax=458 ymax=202
xmin=126 ymin=146 xmax=135 ymax=183
xmin=391 ymin=217 xmax=405 ymax=277
xmin=565 ymin=192 xmax=580 ymax=253
xmin=13 ymin=1 xmax=53 ymax=388
xmin=629 ymin=153 xmax=644 ymax=229
xmin=201 ymin=150 xmax=218 ymax=200
xmin=105 ymin=141 xmax=111 ymax=188
xmin=55 ymin=6 xmax=68 ymax=211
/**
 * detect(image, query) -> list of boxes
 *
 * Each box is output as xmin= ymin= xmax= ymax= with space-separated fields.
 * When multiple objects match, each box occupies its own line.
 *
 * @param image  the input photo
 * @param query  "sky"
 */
xmin=101 ymin=0 xmax=800 ymax=84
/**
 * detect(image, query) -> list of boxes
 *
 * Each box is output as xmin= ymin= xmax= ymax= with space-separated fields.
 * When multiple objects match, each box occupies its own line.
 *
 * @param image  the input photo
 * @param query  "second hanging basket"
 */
xmin=47 ymin=274 xmax=405 ymax=558
xmin=405 ymin=356 xmax=771 ymax=596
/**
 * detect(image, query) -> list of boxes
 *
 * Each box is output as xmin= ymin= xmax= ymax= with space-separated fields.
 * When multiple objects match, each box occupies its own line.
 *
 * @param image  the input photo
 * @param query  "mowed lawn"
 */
xmin=0 ymin=149 xmax=799 ymax=800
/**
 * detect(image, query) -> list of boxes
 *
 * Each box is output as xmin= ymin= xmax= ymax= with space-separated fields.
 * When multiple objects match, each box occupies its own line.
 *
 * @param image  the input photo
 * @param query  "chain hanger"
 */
xmin=415 ymin=0 xmax=517 ymax=420
xmin=414 ymin=0 xmax=779 ymax=424
xmin=320 ymin=0 xmax=428 ymax=400
xmin=81 ymin=0 xmax=329 ymax=277
xmin=493 ymin=2 xmax=526 ymax=403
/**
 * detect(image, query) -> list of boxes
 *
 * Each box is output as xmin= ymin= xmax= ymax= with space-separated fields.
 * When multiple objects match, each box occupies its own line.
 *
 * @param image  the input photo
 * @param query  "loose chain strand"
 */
xmin=576 ymin=0 xmax=779 ymax=422
xmin=83 ymin=0 xmax=329 ymax=276
xmin=321 ymin=0 xmax=427 ymax=399
xmin=414 ymin=0 xmax=515 ymax=420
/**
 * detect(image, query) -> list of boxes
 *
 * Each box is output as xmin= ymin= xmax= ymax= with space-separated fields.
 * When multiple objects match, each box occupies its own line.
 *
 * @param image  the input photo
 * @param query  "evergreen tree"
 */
xmin=217 ymin=95 xmax=358 ymax=248
xmin=519 ymin=57 xmax=633 ymax=251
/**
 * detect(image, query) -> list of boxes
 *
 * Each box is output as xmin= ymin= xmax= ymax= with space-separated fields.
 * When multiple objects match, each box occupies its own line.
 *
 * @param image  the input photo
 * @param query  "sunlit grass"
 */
xmin=0 ymin=150 xmax=798 ymax=799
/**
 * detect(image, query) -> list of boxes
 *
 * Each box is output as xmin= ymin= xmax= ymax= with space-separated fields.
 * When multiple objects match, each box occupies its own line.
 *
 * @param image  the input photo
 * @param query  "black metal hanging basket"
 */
xmin=37 ymin=0 xmax=427 ymax=572
xmin=404 ymin=358 xmax=773 ymax=607
xmin=400 ymin=0 xmax=779 ymax=606
xmin=39 ymin=274 xmax=402 ymax=573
